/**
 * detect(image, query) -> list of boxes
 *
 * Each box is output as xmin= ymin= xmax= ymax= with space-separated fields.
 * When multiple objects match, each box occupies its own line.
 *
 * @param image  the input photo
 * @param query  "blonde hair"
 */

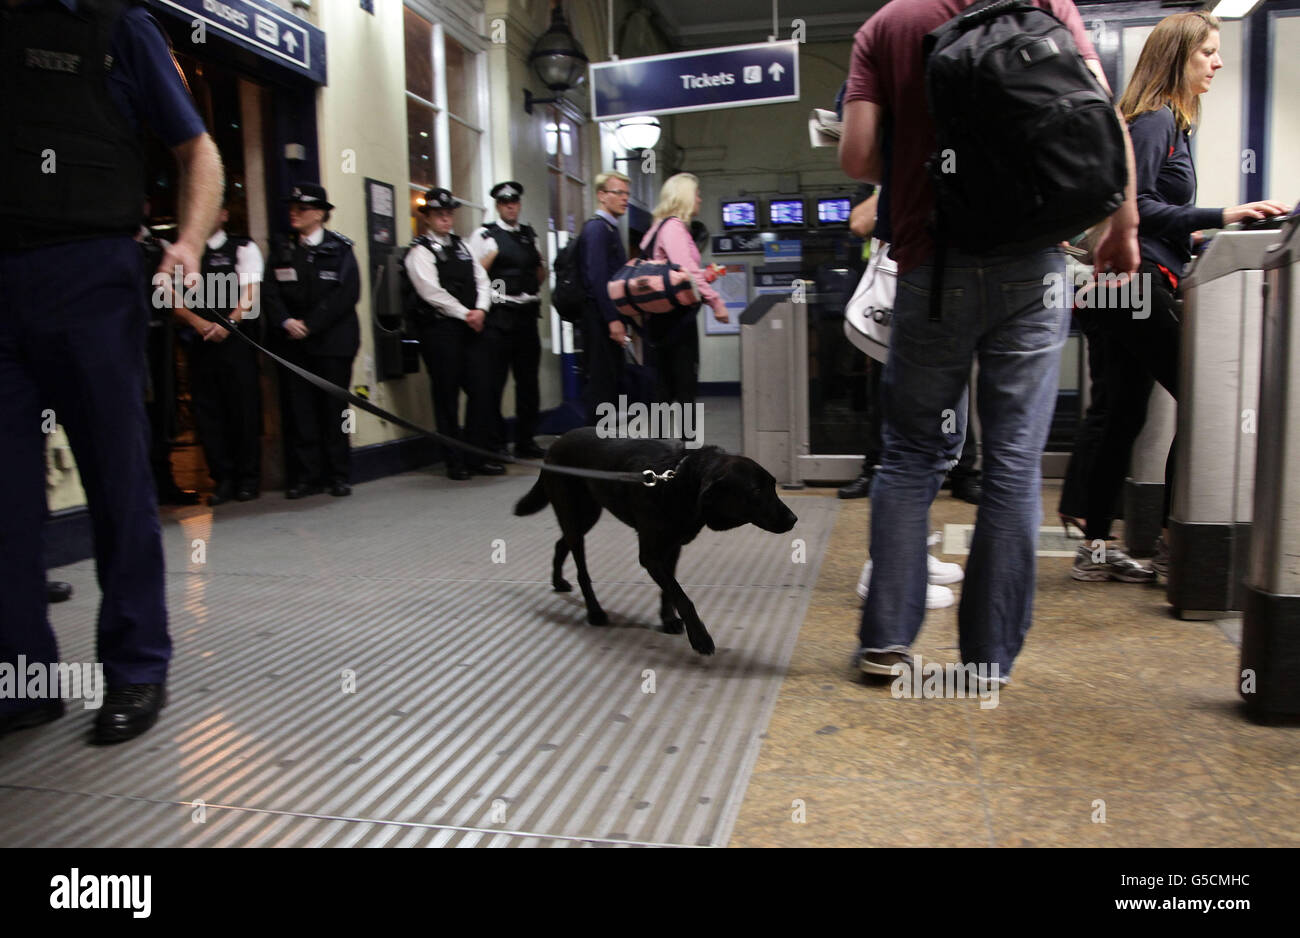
xmin=594 ymin=170 xmax=630 ymax=193
xmin=652 ymin=173 xmax=700 ymax=224
xmin=1118 ymin=11 xmax=1220 ymax=133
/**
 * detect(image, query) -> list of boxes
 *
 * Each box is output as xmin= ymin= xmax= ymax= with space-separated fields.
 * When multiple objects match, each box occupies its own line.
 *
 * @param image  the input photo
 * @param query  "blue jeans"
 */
xmin=858 ymin=248 xmax=1068 ymax=676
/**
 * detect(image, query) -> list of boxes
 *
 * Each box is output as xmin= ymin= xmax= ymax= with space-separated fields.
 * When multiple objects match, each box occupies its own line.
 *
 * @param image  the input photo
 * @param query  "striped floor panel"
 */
xmin=1 ymin=470 xmax=834 ymax=847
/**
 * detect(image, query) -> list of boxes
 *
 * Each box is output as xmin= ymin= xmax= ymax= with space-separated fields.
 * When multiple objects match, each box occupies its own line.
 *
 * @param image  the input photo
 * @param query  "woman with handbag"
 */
xmin=1068 ymin=10 xmax=1289 ymax=583
xmin=638 ymin=173 xmax=730 ymax=408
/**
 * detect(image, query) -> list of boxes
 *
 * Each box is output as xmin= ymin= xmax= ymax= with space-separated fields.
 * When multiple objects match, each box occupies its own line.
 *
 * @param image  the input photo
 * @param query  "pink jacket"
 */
xmin=639 ymin=217 xmax=726 ymax=316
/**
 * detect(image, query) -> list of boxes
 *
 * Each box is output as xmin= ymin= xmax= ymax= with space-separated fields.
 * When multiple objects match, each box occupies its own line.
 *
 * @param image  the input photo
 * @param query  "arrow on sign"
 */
xmin=283 ymin=31 xmax=299 ymax=54
xmin=768 ymin=62 xmax=785 ymax=81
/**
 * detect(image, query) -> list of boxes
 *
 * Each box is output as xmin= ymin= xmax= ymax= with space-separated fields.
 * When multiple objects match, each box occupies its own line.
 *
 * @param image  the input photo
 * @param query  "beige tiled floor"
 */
xmin=729 ymin=482 xmax=1300 ymax=847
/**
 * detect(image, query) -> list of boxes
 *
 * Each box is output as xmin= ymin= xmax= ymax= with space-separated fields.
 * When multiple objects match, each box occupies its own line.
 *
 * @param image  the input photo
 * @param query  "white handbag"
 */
xmin=843 ymin=237 xmax=897 ymax=364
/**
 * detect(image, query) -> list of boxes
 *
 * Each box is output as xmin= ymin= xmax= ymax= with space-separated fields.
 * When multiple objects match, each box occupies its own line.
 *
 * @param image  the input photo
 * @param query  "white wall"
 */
xmin=1267 ymin=15 xmax=1300 ymax=205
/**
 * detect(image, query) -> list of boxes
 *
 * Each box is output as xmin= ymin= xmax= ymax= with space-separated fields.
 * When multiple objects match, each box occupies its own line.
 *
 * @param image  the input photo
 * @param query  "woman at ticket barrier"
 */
xmin=1065 ymin=10 xmax=1290 ymax=584
xmin=637 ymin=173 xmax=729 ymax=410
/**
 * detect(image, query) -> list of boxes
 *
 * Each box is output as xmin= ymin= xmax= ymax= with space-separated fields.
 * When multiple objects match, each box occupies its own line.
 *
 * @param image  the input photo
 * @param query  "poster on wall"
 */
xmin=705 ymin=263 xmax=747 ymax=336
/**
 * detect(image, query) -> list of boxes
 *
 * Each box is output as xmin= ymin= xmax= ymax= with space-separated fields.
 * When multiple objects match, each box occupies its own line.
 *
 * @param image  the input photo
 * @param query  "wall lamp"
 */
xmin=524 ymin=4 xmax=588 ymax=114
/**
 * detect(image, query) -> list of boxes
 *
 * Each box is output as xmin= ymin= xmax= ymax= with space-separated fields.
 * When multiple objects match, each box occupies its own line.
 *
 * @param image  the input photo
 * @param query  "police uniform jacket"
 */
xmin=468 ymin=221 xmax=543 ymax=311
xmin=262 ymin=227 xmax=360 ymax=358
xmin=405 ymin=232 xmax=491 ymax=323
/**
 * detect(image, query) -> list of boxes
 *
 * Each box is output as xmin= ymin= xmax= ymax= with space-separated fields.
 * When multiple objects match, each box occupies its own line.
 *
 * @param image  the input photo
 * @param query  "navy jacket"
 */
xmin=1129 ymin=107 xmax=1223 ymax=279
xmin=578 ymin=213 xmax=627 ymax=323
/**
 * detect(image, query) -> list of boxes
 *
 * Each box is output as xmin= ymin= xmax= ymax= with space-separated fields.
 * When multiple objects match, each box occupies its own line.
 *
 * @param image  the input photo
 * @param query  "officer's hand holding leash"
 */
xmin=465 ymin=308 xmax=486 ymax=332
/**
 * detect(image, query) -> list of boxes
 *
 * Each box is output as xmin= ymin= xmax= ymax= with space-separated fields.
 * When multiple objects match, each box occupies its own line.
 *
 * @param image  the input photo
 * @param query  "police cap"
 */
xmin=490 ymin=181 xmax=523 ymax=203
xmin=420 ymin=188 xmax=459 ymax=212
xmin=284 ymin=182 xmax=334 ymax=211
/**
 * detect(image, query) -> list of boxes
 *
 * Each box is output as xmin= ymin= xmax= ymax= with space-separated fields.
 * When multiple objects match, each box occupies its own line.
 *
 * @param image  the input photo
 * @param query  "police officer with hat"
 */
xmin=406 ymin=187 xmax=504 ymax=480
xmin=1 ymin=0 xmax=225 ymax=742
xmin=468 ymin=181 xmax=547 ymax=460
xmin=262 ymin=183 xmax=361 ymax=499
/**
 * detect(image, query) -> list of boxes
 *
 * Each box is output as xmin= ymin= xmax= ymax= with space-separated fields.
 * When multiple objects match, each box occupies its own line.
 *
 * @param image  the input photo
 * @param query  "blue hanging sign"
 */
xmin=591 ymin=41 xmax=799 ymax=122
xmin=147 ymin=0 xmax=326 ymax=85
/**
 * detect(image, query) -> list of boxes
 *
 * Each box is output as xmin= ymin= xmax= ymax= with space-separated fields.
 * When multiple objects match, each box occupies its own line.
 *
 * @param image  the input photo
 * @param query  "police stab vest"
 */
xmin=481 ymin=222 xmax=541 ymax=296
xmin=0 ymin=0 xmax=146 ymax=250
xmin=415 ymin=234 xmax=478 ymax=314
xmin=200 ymin=234 xmax=252 ymax=320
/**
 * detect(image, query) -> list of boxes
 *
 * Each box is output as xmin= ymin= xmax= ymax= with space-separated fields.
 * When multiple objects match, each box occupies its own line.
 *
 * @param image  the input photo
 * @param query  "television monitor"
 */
xmin=768 ymin=198 xmax=805 ymax=227
xmin=817 ymin=196 xmax=851 ymax=226
xmin=721 ymin=200 xmax=758 ymax=230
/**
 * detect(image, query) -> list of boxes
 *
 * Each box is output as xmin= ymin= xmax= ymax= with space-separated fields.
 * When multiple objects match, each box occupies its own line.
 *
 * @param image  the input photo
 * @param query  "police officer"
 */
xmin=174 ymin=203 xmax=264 ymax=505
xmin=140 ymin=218 xmax=200 ymax=505
xmin=405 ymin=187 xmax=504 ymax=480
xmin=1 ymin=0 xmax=225 ymax=742
xmin=468 ymin=181 xmax=546 ymax=460
xmin=262 ymin=184 xmax=361 ymax=499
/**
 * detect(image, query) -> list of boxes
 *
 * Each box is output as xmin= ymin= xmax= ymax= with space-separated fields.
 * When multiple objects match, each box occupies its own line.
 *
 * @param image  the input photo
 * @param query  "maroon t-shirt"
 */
xmin=844 ymin=0 xmax=1099 ymax=273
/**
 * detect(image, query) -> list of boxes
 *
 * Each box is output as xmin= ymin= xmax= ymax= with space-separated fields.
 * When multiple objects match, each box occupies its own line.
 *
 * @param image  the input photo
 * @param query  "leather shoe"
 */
xmin=208 ymin=483 xmax=235 ymax=506
xmin=235 ymin=488 xmax=259 ymax=502
xmin=329 ymin=482 xmax=352 ymax=497
xmin=286 ymin=483 xmax=323 ymax=499
xmin=837 ymin=473 xmax=874 ymax=499
xmin=47 ymin=580 xmax=74 ymax=603
xmin=0 ymin=700 xmax=64 ymax=739
xmin=515 ymin=442 xmax=547 ymax=460
xmin=92 ymin=684 xmax=166 ymax=745
xmin=474 ymin=461 xmax=507 ymax=476
xmin=950 ymin=475 xmax=983 ymax=505
xmin=447 ymin=465 xmax=471 ymax=481
xmin=158 ymin=484 xmax=200 ymax=506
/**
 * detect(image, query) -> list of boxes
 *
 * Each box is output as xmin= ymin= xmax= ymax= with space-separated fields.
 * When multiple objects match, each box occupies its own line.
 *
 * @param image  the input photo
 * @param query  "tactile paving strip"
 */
xmin=1 ymin=471 xmax=834 ymax=847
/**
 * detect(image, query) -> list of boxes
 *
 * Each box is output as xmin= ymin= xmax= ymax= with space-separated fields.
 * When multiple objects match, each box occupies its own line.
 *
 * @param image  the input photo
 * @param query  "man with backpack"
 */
xmin=839 ymin=0 xmax=1140 ymax=686
xmin=576 ymin=171 xmax=631 ymax=425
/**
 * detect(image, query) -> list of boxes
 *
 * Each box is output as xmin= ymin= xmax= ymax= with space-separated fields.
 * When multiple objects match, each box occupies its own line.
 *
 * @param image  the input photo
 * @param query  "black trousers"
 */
xmin=278 ymin=348 xmax=353 ymax=487
xmin=1082 ymin=262 xmax=1180 ymax=542
xmin=580 ymin=305 xmax=623 ymax=426
xmin=144 ymin=319 xmax=177 ymax=491
xmin=485 ymin=304 xmax=541 ymax=448
xmin=651 ymin=324 xmax=699 ymax=406
xmin=1059 ymin=307 xmax=1125 ymax=521
xmin=415 ymin=316 xmax=495 ymax=471
xmin=188 ymin=335 xmax=262 ymax=491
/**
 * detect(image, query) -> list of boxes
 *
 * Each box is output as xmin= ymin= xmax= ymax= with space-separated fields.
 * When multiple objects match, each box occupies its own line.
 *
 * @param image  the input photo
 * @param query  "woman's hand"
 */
xmin=1223 ymin=201 xmax=1291 ymax=226
xmin=712 ymin=303 xmax=729 ymax=324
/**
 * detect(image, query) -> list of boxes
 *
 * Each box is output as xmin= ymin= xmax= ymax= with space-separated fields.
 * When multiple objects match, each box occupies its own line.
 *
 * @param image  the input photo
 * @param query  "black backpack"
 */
xmin=551 ymin=228 xmax=587 ymax=322
xmin=924 ymin=0 xmax=1127 ymax=256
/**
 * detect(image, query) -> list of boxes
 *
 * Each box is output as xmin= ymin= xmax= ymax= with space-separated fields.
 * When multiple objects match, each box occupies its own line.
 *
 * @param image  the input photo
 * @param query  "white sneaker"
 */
xmin=857 ymin=560 xmax=955 ymax=608
xmin=927 ymin=553 xmax=964 ymax=585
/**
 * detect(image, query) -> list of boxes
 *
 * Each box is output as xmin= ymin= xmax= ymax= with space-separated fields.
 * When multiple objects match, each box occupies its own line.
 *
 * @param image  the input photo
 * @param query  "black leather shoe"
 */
xmin=235 ymin=488 xmax=259 ymax=502
xmin=47 ymin=580 xmax=74 ymax=603
xmin=0 ymin=700 xmax=64 ymax=739
xmin=285 ymin=484 xmax=323 ymax=499
xmin=951 ymin=475 xmax=983 ymax=505
xmin=447 ymin=465 xmax=471 ymax=481
xmin=92 ymin=684 xmax=166 ymax=745
xmin=158 ymin=484 xmax=201 ymax=506
xmin=837 ymin=474 xmax=874 ymax=499
xmin=329 ymin=482 xmax=352 ymax=497
xmin=474 ymin=461 xmax=507 ymax=476
xmin=515 ymin=442 xmax=547 ymax=460
xmin=208 ymin=483 xmax=235 ymax=506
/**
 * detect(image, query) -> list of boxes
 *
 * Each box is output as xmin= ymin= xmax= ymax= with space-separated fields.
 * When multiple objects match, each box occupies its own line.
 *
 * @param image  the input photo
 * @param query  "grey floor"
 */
xmin=3 ymin=399 xmax=838 ymax=847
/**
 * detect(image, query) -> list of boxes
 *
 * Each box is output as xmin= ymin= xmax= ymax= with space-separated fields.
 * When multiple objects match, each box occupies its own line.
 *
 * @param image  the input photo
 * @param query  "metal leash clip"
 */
xmin=641 ymin=468 xmax=677 ymax=487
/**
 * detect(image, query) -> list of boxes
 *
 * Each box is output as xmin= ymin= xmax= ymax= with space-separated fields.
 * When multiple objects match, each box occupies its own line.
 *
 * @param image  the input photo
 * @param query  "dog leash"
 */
xmin=204 ymin=311 xmax=665 ymax=486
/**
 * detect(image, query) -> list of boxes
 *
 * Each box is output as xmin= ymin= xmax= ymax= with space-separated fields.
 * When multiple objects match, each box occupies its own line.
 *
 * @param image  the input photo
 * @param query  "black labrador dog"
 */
xmin=514 ymin=428 xmax=797 ymax=655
